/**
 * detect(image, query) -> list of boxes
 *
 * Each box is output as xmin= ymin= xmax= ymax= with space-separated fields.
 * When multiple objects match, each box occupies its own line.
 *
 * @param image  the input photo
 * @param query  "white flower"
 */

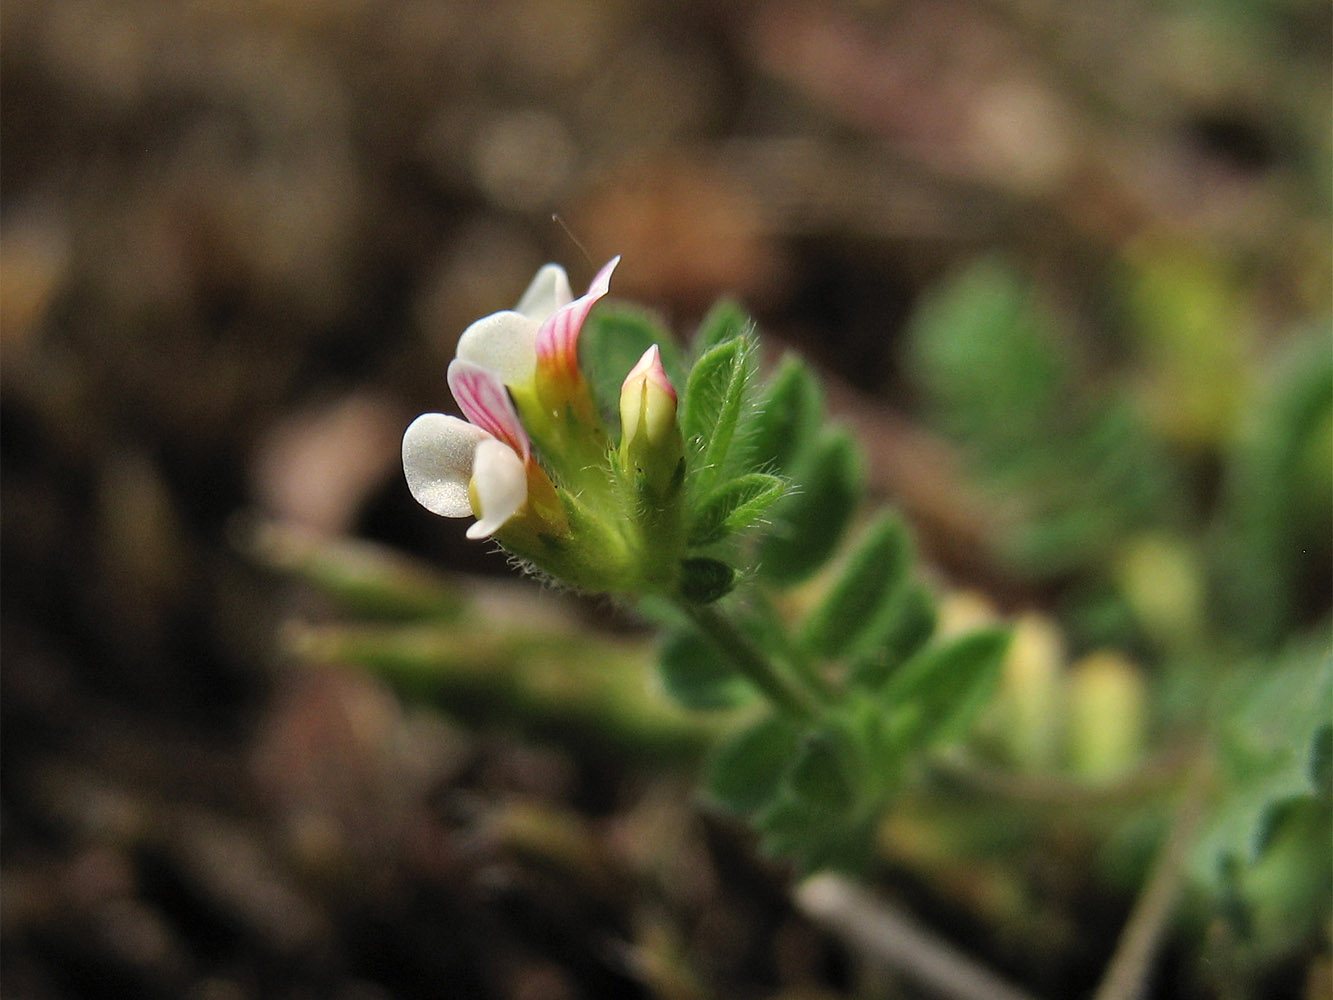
xmin=453 ymin=256 xmax=619 ymax=390
xmin=402 ymin=363 xmax=531 ymax=539
xmin=403 ymin=257 xmax=619 ymax=539
xmin=402 ymin=415 xmax=529 ymax=540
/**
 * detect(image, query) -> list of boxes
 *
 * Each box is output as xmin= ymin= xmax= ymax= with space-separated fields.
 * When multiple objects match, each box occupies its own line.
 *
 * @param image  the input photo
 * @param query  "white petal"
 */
xmin=515 ymin=264 xmax=572 ymax=320
xmin=466 ymin=438 xmax=528 ymax=539
xmin=455 ymin=310 xmax=539 ymax=385
xmin=402 ymin=413 xmax=489 ymax=517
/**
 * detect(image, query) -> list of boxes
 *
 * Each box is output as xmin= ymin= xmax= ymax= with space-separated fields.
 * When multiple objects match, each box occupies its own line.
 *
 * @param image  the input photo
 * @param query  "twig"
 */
xmin=795 ymin=873 xmax=1043 ymax=1000
xmin=1089 ymin=757 xmax=1214 ymax=1000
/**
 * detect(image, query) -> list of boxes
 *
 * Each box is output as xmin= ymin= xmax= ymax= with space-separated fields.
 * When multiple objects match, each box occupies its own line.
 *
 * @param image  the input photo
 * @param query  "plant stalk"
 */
xmin=1090 ymin=753 xmax=1214 ymax=1000
xmin=678 ymin=602 xmax=821 ymax=721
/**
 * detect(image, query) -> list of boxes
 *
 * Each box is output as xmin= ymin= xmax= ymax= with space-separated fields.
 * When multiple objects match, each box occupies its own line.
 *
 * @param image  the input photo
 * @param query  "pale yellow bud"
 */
xmin=1114 ymin=533 xmax=1204 ymax=650
xmin=619 ymin=345 xmax=683 ymax=495
xmin=1066 ymin=650 xmax=1146 ymax=781
xmin=620 ymin=345 xmax=676 ymax=443
xmin=994 ymin=612 xmax=1065 ymax=771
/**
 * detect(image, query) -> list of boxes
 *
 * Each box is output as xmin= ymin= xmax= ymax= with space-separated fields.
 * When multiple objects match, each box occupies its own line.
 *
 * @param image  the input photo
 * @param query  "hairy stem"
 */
xmin=678 ymin=602 xmax=821 ymax=720
xmin=753 ymin=590 xmax=838 ymax=704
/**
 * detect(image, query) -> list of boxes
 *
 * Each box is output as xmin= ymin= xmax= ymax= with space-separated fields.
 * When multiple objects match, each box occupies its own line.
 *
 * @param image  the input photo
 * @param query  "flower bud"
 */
xmin=990 ymin=612 xmax=1065 ymax=772
xmin=1066 ymin=650 xmax=1146 ymax=781
xmin=619 ymin=345 xmax=683 ymax=496
xmin=1114 ymin=533 xmax=1204 ymax=651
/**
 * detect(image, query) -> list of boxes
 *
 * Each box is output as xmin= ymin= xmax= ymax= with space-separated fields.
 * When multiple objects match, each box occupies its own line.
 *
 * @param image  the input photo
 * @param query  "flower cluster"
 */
xmin=403 ymin=257 xmax=684 ymax=594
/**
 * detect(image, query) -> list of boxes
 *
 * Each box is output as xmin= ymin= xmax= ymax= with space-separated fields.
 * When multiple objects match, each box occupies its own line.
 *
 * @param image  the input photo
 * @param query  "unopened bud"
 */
xmin=1114 ymin=533 xmax=1204 ymax=651
xmin=1067 ymin=651 xmax=1146 ymax=781
xmin=994 ymin=613 xmax=1064 ymax=772
xmin=619 ymin=345 xmax=683 ymax=495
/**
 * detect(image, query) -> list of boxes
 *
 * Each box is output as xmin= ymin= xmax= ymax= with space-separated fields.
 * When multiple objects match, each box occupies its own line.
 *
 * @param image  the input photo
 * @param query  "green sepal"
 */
xmin=580 ymin=303 xmax=686 ymax=429
xmin=680 ymin=336 xmax=758 ymax=495
xmin=678 ymin=557 xmax=738 ymax=604
xmin=706 ymin=713 xmax=803 ymax=814
xmin=658 ymin=627 xmax=753 ymax=710
xmin=880 ymin=628 xmax=1010 ymax=751
xmin=688 ymin=473 xmax=787 ymax=547
xmin=693 ymin=298 xmax=751 ymax=356
xmin=757 ymin=429 xmax=864 ymax=585
xmin=750 ymin=355 xmax=824 ymax=476
xmin=800 ymin=514 xmax=912 ymax=659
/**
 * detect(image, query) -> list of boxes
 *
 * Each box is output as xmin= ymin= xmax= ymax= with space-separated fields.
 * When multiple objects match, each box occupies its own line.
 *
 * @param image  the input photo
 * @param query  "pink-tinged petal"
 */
xmin=534 ymin=256 xmax=620 ymax=376
xmin=619 ymin=344 xmax=680 ymax=467
xmin=456 ymin=310 xmax=540 ymax=386
xmin=585 ymin=255 xmax=620 ymax=299
xmin=622 ymin=343 xmax=676 ymax=402
xmin=447 ymin=360 xmax=531 ymax=462
xmin=467 ymin=438 xmax=527 ymax=539
xmin=515 ymin=264 xmax=573 ymax=320
xmin=402 ymin=413 xmax=489 ymax=518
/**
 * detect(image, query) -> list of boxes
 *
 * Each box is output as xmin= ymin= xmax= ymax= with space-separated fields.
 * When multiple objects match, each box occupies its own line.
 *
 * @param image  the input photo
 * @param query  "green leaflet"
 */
xmin=658 ymin=626 xmax=753 ymax=710
xmin=755 ymin=794 xmax=877 ymax=874
xmin=1215 ymin=328 xmax=1333 ymax=649
xmin=709 ymin=713 xmax=875 ymax=872
xmin=880 ymin=628 xmax=1011 ymax=752
xmin=905 ymin=257 xmax=1184 ymax=583
xmin=749 ymin=355 xmax=823 ymax=476
xmin=1217 ymin=799 xmax=1332 ymax=962
xmin=846 ymin=582 xmax=937 ymax=689
xmin=677 ymin=557 xmax=738 ymax=604
xmin=706 ymin=713 xmax=803 ymax=814
xmin=680 ymin=336 xmax=758 ymax=496
xmin=800 ymin=515 xmax=912 ymax=660
xmin=688 ymin=472 xmax=787 ymax=547
xmin=788 ymin=726 xmax=860 ymax=813
xmin=757 ymin=430 xmax=864 ymax=585
xmin=906 ymin=257 xmax=1064 ymax=450
xmin=693 ymin=298 xmax=751 ymax=356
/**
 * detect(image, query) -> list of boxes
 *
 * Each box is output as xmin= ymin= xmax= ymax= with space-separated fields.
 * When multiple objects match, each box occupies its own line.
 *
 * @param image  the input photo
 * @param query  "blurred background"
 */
xmin=2 ymin=0 xmax=1329 ymax=998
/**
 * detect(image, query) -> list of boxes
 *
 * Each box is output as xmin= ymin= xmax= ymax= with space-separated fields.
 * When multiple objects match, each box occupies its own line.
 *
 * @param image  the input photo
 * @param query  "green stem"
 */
xmin=678 ymin=601 xmax=820 ymax=721
xmin=754 ymin=590 xmax=837 ymax=704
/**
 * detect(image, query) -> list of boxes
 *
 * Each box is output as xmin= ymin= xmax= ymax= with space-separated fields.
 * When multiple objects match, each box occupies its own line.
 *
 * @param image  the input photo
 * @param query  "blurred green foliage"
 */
xmin=903 ymin=248 xmax=1332 ymax=972
xmin=906 ymin=257 xmax=1186 ymax=580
